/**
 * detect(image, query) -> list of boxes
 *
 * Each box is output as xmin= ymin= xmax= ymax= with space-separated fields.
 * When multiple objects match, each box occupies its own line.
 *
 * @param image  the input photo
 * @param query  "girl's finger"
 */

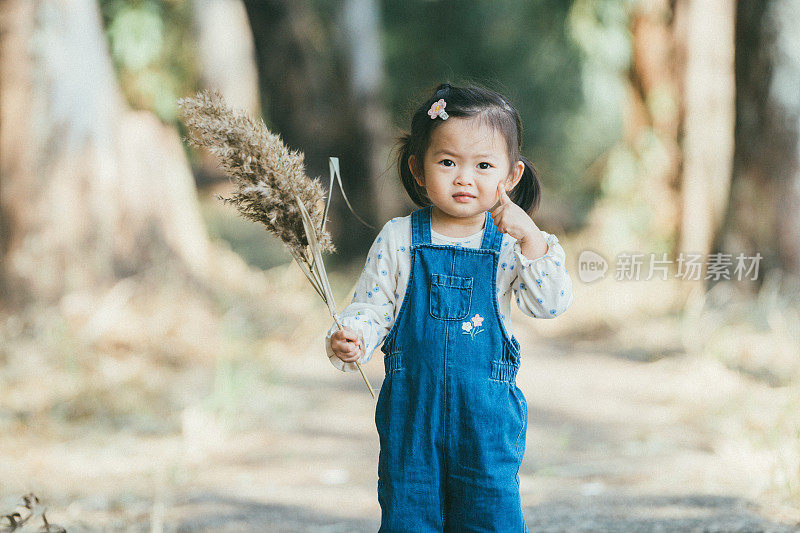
xmin=335 ymin=337 xmax=357 ymax=351
xmin=497 ymin=181 xmax=511 ymax=205
xmin=340 ymin=328 xmax=359 ymax=342
xmin=502 ymin=185 xmax=512 ymax=204
xmin=491 ymin=204 xmax=505 ymax=219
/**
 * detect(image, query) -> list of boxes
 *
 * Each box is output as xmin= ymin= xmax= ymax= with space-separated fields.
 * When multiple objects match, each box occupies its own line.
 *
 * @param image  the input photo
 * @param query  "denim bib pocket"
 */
xmin=429 ymin=273 xmax=473 ymax=320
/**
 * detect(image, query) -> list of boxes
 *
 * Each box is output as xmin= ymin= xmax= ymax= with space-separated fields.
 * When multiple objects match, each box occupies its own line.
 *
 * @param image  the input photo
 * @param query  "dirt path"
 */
xmin=3 ymin=315 xmax=799 ymax=532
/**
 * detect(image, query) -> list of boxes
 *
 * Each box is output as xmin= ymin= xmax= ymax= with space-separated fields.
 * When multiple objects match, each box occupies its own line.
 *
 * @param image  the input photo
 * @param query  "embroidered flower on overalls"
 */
xmin=462 ymin=313 xmax=485 ymax=340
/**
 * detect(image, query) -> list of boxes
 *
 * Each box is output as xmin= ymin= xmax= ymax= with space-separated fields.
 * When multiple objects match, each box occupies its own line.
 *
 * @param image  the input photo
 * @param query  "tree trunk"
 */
xmin=0 ymin=0 xmax=209 ymax=312
xmin=189 ymin=0 xmax=261 ymax=188
xmin=729 ymin=0 xmax=800 ymax=277
xmin=674 ymin=0 xmax=737 ymax=264
xmin=628 ymin=0 xmax=682 ymax=246
xmin=242 ymin=0 xmax=385 ymax=262
xmin=337 ymin=0 xmax=402 ymax=222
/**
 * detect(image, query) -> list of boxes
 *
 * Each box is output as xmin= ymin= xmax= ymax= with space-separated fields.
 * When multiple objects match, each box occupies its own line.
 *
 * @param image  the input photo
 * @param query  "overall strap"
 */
xmin=411 ymin=205 xmax=432 ymax=246
xmin=480 ymin=211 xmax=503 ymax=252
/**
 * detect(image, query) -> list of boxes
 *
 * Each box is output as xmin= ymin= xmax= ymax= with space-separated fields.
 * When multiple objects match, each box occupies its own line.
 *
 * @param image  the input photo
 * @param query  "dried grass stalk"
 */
xmin=177 ymin=88 xmax=334 ymax=257
xmin=177 ymin=89 xmax=375 ymax=398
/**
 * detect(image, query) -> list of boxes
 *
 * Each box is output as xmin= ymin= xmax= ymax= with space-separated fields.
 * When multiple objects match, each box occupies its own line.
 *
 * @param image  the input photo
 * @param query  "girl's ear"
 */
xmin=409 ymin=155 xmax=424 ymax=186
xmin=506 ymin=159 xmax=525 ymax=191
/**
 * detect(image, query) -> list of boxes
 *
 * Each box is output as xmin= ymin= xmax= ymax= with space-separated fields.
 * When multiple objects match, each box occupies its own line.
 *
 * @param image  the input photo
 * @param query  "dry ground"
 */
xmin=2 ymin=257 xmax=800 ymax=532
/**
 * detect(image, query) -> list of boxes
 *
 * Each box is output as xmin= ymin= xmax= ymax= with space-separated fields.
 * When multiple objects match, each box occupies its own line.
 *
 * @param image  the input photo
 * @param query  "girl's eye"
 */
xmin=478 ymin=162 xmax=493 ymax=170
xmin=439 ymin=159 xmax=454 ymax=167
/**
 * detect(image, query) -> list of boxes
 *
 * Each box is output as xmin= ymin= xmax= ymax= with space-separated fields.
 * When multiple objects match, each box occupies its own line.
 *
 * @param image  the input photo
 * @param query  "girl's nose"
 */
xmin=454 ymin=171 xmax=473 ymax=185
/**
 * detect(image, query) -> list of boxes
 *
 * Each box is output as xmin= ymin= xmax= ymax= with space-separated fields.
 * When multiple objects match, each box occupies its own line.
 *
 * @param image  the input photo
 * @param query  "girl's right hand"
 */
xmin=330 ymin=327 xmax=364 ymax=363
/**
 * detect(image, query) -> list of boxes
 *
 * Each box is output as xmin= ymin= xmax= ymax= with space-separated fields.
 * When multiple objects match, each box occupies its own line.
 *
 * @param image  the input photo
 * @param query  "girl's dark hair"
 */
xmin=395 ymin=82 xmax=542 ymax=213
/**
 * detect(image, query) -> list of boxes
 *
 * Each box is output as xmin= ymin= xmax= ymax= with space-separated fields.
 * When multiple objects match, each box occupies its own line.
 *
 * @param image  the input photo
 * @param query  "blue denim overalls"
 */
xmin=375 ymin=206 xmax=529 ymax=532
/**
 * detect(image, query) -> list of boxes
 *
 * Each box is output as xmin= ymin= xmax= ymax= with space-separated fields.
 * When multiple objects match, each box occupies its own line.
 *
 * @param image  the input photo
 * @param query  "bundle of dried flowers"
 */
xmin=177 ymin=89 xmax=374 ymax=398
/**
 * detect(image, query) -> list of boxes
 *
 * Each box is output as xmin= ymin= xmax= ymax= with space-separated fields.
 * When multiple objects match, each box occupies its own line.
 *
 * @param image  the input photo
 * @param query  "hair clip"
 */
xmin=428 ymin=99 xmax=449 ymax=120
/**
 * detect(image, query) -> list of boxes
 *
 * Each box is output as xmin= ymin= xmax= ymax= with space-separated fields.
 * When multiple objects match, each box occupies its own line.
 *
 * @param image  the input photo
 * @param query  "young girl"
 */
xmin=326 ymin=83 xmax=573 ymax=532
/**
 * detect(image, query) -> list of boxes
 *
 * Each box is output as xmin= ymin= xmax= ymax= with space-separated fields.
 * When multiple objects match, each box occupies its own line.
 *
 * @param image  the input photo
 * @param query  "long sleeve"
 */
xmin=510 ymin=230 xmax=574 ymax=318
xmin=325 ymin=221 xmax=400 ymax=372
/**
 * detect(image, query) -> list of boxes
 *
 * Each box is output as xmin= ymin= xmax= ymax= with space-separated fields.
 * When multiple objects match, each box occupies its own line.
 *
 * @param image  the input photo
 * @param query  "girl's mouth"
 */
xmin=453 ymin=193 xmax=475 ymax=203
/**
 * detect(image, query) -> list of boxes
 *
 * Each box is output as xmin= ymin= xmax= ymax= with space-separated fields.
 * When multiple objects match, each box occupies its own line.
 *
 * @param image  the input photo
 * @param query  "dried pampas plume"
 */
xmin=177 ymin=88 xmax=334 ymax=257
xmin=177 ymin=89 xmax=375 ymax=398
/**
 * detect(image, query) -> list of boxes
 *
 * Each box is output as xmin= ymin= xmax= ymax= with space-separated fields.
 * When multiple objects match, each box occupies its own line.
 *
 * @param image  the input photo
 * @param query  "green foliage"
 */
xmin=99 ymin=0 xmax=200 ymax=122
xmin=381 ymin=0 xmax=632 ymax=226
xmin=107 ymin=3 xmax=163 ymax=69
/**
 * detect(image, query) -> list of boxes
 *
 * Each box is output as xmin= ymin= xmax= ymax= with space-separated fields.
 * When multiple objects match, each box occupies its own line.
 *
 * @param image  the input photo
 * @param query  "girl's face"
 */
xmin=409 ymin=116 xmax=524 ymax=232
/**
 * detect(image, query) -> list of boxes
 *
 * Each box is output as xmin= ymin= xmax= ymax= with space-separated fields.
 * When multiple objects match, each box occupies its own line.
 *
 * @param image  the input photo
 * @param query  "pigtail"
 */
xmin=395 ymin=132 xmax=429 ymax=207
xmin=513 ymin=155 xmax=542 ymax=214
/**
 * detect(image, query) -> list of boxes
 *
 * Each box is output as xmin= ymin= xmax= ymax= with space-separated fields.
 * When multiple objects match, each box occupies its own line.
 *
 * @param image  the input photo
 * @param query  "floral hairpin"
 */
xmin=428 ymin=98 xmax=449 ymax=120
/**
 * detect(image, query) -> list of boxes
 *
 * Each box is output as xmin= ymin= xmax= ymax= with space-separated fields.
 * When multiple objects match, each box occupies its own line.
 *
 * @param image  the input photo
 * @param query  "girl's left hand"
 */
xmin=491 ymin=181 xmax=538 ymax=242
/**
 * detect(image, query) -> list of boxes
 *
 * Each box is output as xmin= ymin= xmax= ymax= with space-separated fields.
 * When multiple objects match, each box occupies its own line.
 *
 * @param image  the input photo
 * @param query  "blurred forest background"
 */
xmin=1 ymin=0 xmax=800 ymax=531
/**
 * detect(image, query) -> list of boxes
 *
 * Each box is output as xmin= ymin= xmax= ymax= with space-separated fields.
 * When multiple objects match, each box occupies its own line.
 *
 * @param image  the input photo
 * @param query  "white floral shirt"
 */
xmin=325 ymin=214 xmax=574 ymax=372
